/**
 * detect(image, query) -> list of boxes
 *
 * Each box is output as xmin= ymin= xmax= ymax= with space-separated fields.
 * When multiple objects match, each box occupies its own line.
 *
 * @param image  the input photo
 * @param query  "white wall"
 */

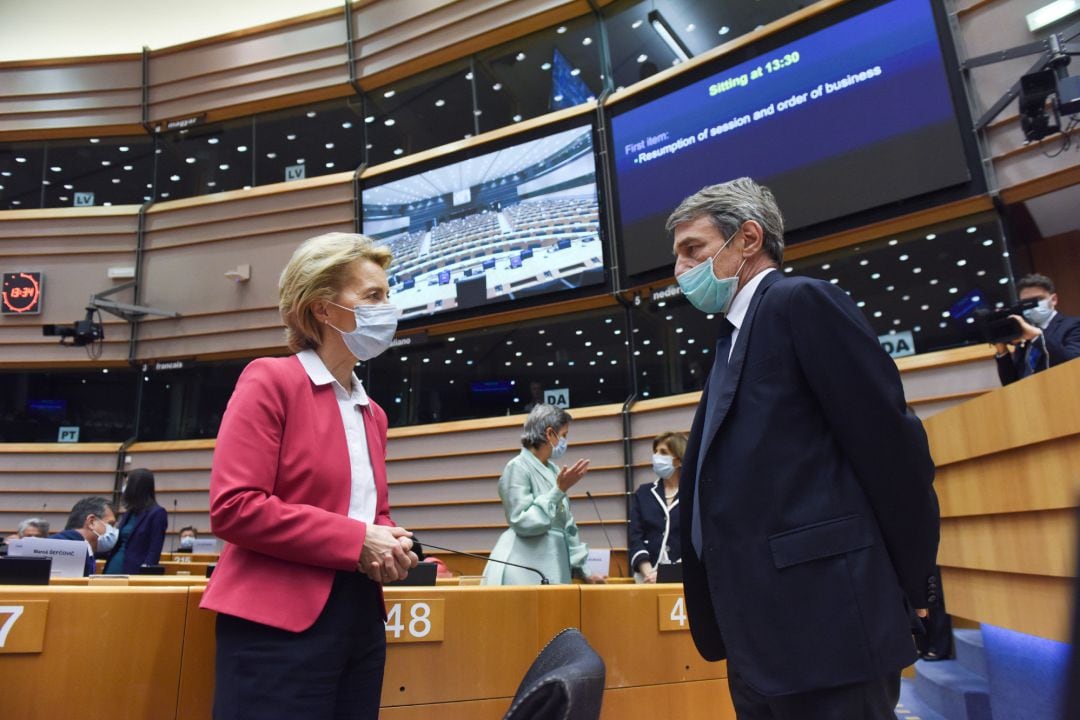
xmin=0 ymin=0 xmax=341 ymax=61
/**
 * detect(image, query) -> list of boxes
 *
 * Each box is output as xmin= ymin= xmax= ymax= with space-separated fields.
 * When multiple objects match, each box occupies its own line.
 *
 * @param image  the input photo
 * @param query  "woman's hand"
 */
xmin=556 ymin=458 xmax=591 ymax=492
xmin=638 ymin=561 xmax=657 ymax=583
xmin=359 ymin=525 xmax=418 ymax=583
xmin=582 ymin=572 xmax=606 ymax=584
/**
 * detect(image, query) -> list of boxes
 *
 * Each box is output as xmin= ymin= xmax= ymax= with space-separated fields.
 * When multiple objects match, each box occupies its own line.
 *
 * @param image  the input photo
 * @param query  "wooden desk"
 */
xmin=0 ymin=586 xmax=189 ymax=720
xmin=580 ymin=584 xmax=736 ymax=719
xmin=1 ymin=583 xmax=731 ymax=719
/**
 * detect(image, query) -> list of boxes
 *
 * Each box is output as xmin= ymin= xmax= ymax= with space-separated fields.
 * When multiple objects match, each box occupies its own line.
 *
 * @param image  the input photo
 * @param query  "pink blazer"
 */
xmin=200 ymin=355 xmax=394 ymax=632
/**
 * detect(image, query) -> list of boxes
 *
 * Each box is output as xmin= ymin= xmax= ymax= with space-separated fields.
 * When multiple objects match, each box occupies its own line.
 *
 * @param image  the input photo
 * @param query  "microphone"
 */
xmin=172 ymin=499 xmax=178 ymax=550
xmin=585 ymin=491 xmax=623 ymax=577
xmin=412 ymin=536 xmax=549 ymax=585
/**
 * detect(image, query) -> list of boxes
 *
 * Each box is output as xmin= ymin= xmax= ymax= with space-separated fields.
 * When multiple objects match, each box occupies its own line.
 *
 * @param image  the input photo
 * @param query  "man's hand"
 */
xmin=582 ymin=572 xmax=607 ymax=584
xmin=556 ymin=458 xmax=590 ymax=492
xmin=359 ymin=525 xmax=418 ymax=583
xmin=915 ymin=608 xmax=928 ymax=618
xmin=1008 ymin=314 xmax=1043 ymax=343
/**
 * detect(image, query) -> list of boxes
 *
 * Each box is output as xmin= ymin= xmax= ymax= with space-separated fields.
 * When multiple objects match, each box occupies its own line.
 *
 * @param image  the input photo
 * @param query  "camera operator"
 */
xmin=994 ymin=273 xmax=1080 ymax=386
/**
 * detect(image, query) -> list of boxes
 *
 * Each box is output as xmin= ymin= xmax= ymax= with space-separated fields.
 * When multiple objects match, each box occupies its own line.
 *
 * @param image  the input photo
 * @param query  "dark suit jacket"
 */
xmin=628 ymin=480 xmax=682 ymax=572
xmin=106 ymin=504 xmax=167 ymax=573
xmin=50 ymin=529 xmax=95 ymax=576
xmin=996 ymin=312 xmax=1080 ymax=386
xmin=679 ymin=271 xmax=940 ymax=697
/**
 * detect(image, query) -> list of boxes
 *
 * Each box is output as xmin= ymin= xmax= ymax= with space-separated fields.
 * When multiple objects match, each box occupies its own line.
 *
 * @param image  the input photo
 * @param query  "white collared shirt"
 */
xmin=296 ymin=349 xmax=376 ymax=524
xmin=724 ymin=267 xmax=777 ymax=360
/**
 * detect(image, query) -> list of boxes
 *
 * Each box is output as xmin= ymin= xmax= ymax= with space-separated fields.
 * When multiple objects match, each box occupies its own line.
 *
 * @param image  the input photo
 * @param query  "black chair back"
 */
xmin=504 ymin=628 xmax=605 ymax=720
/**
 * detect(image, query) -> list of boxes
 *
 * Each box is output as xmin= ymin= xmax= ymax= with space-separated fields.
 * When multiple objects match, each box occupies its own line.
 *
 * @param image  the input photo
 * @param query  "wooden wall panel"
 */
xmin=924 ymin=360 xmax=1080 ymax=642
xmin=147 ymin=12 xmax=351 ymax=123
xmin=352 ymin=0 xmax=587 ymax=87
xmin=136 ymin=175 xmax=354 ymax=360
xmin=0 ymin=207 xmax=139 ymax=366
xmin=0 ymin=443 xmax=119 ymax=535
xmin=0 ymin=56 xmax=143 ymax=137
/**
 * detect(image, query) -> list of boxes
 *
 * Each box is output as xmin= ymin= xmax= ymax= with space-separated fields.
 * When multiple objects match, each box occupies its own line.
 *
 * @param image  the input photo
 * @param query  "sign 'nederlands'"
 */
xmin=2 ymin=272 xmax=43 ymax=315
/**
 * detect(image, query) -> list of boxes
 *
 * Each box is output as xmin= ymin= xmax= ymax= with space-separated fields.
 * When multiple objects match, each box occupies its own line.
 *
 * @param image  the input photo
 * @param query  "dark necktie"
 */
xmin=692 ymin=318 xmax=735 ymax=556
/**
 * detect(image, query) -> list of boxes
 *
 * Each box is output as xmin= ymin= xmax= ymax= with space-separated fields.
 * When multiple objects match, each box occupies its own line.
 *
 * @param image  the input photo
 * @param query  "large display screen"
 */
xmin=610 ymin=0 xmax=972 ymax=276
xmin=361 ymin=124 xmax=603 ymax=321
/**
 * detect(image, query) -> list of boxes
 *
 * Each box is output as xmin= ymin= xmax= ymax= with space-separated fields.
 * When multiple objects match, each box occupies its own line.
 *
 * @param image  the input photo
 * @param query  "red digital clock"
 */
xmin=2 ymin=272 xmax=43 ymax=315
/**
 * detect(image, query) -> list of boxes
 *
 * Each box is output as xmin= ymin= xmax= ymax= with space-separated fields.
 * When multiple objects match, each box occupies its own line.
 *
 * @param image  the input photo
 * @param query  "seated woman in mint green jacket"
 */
xmin=483 ymin=404 xmax=606 ymax=585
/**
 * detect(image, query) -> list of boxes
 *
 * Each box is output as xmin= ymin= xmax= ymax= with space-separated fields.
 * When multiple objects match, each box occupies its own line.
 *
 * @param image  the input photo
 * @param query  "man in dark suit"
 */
xmin=669 ymin=178 xmax=940 ymax=719
xmin=994 ymin=273 xmax=1080 ymax=386
xmin=50 ymin=496 xmax=116 ymax=576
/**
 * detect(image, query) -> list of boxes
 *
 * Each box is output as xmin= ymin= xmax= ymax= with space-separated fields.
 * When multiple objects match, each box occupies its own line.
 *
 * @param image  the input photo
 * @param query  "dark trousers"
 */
xmin=728 ymin=668 xmax=901 ymax=720
xmin=213 ymin=571 xmax=386 ymax=720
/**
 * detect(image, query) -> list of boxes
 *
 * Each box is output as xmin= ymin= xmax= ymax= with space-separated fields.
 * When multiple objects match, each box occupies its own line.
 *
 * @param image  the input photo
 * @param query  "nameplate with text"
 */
xmin=0 ymin=601 xmax=49 ymax=654
xmin=658 ymin=594 xmax=689 ymax=632
xmin=384 ymin=598 xmax=444 ymax=643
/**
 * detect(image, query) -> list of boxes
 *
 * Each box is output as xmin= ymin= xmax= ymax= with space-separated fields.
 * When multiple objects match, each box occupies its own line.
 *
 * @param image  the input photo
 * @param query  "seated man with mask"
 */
xmin=50 ymin=496 xmax=117 ymax=576
xmin=994 ymin=273 xmax=1080 ymax=385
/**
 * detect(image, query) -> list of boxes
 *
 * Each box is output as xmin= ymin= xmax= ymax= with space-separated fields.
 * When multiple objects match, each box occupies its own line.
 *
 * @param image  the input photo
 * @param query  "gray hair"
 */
xmin=665 ymin=177 xmax=785 ymax=265
xmin=17 ymin=517 xmax=49 ymax=536
xmin=521 ymin=404 xmax=573 ymax=449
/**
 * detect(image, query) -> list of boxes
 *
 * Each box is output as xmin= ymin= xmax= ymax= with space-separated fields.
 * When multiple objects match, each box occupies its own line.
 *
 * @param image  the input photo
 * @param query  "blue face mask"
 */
xmin=549 ymin=433 xmax=568 ymax=460
xmin=677 ymin=233 xmax=746 ymax=315
xmin=328 ymin=302 xmax=400 ymax=361
xmin=1022 ymin=298 xmax=1053 ymax=327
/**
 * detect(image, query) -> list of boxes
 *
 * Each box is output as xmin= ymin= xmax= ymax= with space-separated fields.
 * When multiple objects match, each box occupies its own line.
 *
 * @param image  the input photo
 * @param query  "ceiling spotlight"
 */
xmin=119 ymin=146 xmax=129 ymax=152
xmin=89 ymin=138 xmax=100 ymax=143
xmin=287 ymin=134 xmax=297 ymax=140
xmin=492 ymin=83 xmax=502 ymax=91
xmin=266 ymin=152 xmax=276 ymax=159
xmin=219 ymin=163 xmax=229 ymax=170
xmin=306 ymin=111 xmax=317 ymax=118
xmin=15 ymin=157 xmax=26 ymax=163
xmin=966 ymin=226 xmax=977 ymax=233
xmin=325 ymin=142 xmax=334 ymax=149
xmin=208 ymin=137 xmax=220 ymax=144
xmin=393 ymin=148 xmax=404 ymax=156
xmin=516 ymin=52 xmax=526 ymax=61
xmin=325 ymin=161 xmax=335 ymax=168
xmin=632 ymin=19 xmax=643 ymax=29
xmin=342 ymin=121 xmax=352 ymax=129
xmin=170 ymin=174 xmax=180 ymax=181
xmin=101 ymin=160 xmax=111 ymax=166
xmin=237 ymin=145 xmax=248 ymax=152
xmin=383 ymin=89 xmax=395 ymax=98
xmin=926 ymin=233 xmax=936 ymax=240
xmin=570 ymin=68 xmax=581 ymax=76
xmin=557 ymin=26 xmax=567 ymax=34
xmin=50 ymin=166 xmax=61 ymax=172
xmin=465 ymin=72 xmax=474 ymax=80
xmin=512 ymin=114 xmax=523 ymax=122
xmin=185 ymin=157 xmax=196 ymax=164
xmin=719 ymin=26 xmax=730 ymax=35
xmin=434 ymin=99 xmax=445 ymax=107
xmin=541 ymin=62 xmax=552 ymax=71
xmin=637 ymin=54 xmax=649 ymax=63
xmin=384 ymin=118 xmax=396 ymax=126
xmin=582 ymin=37 xmax=593 ymax=46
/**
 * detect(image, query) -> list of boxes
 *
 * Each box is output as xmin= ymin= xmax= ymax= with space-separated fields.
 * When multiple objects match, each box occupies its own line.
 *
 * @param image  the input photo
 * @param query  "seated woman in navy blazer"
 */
xmin=628 ymin=432 xmax=687 ymax=583
xmin=104 ymin=467 xmax=167 ymax=574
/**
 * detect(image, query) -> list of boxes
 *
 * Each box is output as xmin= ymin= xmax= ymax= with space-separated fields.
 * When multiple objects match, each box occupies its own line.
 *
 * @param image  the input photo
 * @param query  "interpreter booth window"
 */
xmin=255 ymin=98 xmax=366 ymax=185
xmin=0 ymin=142 xmax=45 ymax=210
xmin=472 ymin=14 xmax=605 ymax=132
xmin=366 ymin=306 xmax=630 ymax=428
xmin=154 ymin=116 xmax=254 ymax=201
xmin=781 ymin=213 xmax=1012 ymax=356
xmin=0 ymin=368 xmax=136 ymax=443
xmin=363 ymin=60 xmax=477 ymax=168
xmin=137 ymin=360 xmax=248 ymax=441
xmin=601 ymin=0 xmax=807 ymax=90
xmin=631 ymin=290 xmax=722 ymax=399
xmin=40 ymin=134 xmax=155 ymax=208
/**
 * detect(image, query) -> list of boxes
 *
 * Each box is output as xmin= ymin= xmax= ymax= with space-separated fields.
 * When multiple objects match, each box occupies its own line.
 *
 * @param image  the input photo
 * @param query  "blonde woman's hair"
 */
xmin=279 ymin=232 xmax=393 ymax=352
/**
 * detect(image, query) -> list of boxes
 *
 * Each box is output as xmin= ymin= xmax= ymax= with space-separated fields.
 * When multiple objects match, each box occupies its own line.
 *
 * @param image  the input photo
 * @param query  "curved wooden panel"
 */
xmin=0 ymin=56 xmax=143 ymax=138
xmin=136 ymin=174 xmax=355 ymax=359
xmin=147 ymin=12 xmax=351 ymax=124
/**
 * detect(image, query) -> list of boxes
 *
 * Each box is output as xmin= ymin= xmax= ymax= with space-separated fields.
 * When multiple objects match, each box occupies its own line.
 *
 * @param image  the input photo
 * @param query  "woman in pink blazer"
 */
xmin=201 ymin=232 xmax=417 ymax=720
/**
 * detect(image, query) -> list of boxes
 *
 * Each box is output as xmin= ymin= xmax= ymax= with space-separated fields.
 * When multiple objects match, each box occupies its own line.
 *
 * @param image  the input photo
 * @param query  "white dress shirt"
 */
xmin=724 ymin=267 xmax=777 ymax=359
xmin=296 ymin=349 xmax=377 ymax=524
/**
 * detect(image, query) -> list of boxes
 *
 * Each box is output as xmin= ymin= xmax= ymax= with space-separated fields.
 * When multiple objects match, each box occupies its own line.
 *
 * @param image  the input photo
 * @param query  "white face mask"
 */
xmin=327 ymin=301 xmax=401 ymax=361
xmin=1022 ymin=298 xmax=1053 ymax=327
xmin=549 ymin=433 xmax=568 ymax=460
xmin=93 ymin=518 xmax=119 ymax=553
xmin=179 ymin=536 xmax=195 ymax=549
xmin=652 ymin=454 xmax=676 ymax=479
